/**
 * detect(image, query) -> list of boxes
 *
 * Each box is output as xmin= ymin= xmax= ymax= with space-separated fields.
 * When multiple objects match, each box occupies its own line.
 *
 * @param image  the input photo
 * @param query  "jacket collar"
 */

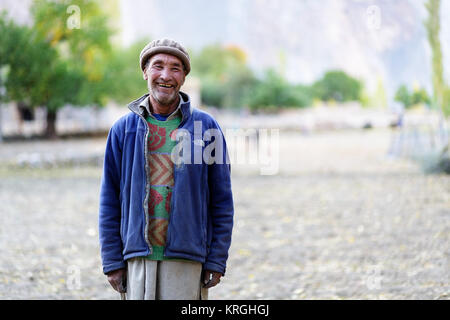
xmin=128 ymin=91 xmax=193 ymax=123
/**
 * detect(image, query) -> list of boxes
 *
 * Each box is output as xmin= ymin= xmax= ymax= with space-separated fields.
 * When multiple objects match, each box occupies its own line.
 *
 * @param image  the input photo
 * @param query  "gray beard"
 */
xmin=149 ymin=85 xmax=178 ymax=106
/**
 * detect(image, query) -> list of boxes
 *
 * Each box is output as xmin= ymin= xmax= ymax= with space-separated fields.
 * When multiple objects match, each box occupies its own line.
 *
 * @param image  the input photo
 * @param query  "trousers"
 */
xmin=125 ymin=257 xmax=208 ymax=300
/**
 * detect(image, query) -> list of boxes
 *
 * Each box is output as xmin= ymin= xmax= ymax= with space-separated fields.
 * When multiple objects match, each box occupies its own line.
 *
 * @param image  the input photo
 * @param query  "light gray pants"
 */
xmin=125 ymin=257 xmax=208 ymax=300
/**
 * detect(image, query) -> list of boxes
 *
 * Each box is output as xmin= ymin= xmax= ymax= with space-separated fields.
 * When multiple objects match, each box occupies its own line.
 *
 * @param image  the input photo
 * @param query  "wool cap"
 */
xmin=139 ymin=38 xmax=191 ymax=75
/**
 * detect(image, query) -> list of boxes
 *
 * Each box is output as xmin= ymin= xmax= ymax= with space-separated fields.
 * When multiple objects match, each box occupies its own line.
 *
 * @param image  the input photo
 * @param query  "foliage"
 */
xmin=311 ymin=70 xmax=362 ymax=103
xmin=421 ymin=145 xmax=450 ymax=174
xmin=2 ymin=1 xmax=377 ymax=138
xmin=105 ymin=39 xmax=150 ymax=104
xmin=423 ymin=0 xmax=449 ymax=175
xmin=394 ymin=85 xmax=410 ymax=108
xmin=191 ymin=44 xmax=365 ymax=110
xmin=0 ymin=12 xmax=83 ymax=110
xmin=30 ymin=0 xmax=114 ymax=108
xmin=444 ymin=88 xmax=450 ymax=116
xmin=0 ymin=0 xmax=117 ymax=137
xmin=245 ymin=69 xmax=311 ymax=110
xmin=394 ymin=85 xmax=431 ymax=109
xmin=191 ymin=44 xmax=320 ymax=110
xmin=411 ymin=88 xmax=431 ymax=106
xmin=424 ymin=0 xmax=449 ymax=116
xmin=190 ymin=44 xmax=257 ymax=108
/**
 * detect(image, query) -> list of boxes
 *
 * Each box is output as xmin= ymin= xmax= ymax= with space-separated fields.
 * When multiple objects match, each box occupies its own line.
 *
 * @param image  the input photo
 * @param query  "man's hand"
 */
xmin=203 ymin=270 xmax=222 ymax=289
xmin=107 ymin=268 xmax=127 ymax=293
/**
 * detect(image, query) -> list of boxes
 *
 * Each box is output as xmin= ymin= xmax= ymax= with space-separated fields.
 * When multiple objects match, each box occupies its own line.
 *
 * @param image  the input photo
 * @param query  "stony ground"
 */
xmin=0 ymin=128 xmax=448 ymax=299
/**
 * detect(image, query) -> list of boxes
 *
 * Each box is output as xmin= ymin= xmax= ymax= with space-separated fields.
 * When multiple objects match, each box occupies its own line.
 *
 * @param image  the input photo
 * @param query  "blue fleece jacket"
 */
xmin=98 ymin=92 xmax=234 ymax=275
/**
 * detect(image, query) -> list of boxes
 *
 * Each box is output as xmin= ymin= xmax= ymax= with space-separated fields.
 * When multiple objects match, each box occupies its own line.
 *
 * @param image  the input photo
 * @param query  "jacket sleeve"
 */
xmin=98 ymin=124 xmax=126 ymax=274
xmin=204 ymin=121 xmax=234 ymax=275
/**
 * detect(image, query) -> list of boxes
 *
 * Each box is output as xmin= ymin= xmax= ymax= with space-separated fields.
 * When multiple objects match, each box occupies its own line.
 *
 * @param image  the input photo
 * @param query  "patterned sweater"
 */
xmin=145 ymin=114 xmax=181 ymax=260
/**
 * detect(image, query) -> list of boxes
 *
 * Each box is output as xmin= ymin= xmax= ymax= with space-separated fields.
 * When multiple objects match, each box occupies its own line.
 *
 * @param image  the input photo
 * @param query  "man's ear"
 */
xmin=143 ymin=69 xmax=148 ymax=81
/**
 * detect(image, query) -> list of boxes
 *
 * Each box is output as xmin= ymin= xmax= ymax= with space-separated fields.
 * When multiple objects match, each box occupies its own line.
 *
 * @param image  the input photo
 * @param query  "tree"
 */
xmin=245 ymin=69 xmax=311 ymax=110
xmin=191 ymin=44 xmax=257 ymax=108
xmin=105 ymin=39 xmax=151 ymax=105
xmin=424 ymin=0 xmax=450 ymax=173
xmin=312 ymin=70 xmax=363 ymax=103
xmin=424 ymin=0 xmax=448 ymax=116
xmin=0 ymin=0 xmax=114 ymax=138
xmin=394 ymin=85 xmax=430 ymax=109
xmin=30 ymin=0 xmax=114 ymax=138
xmin=0 ymin=12 xmax=82 ymax=138
xmin=411 ymin=88 xmax=431 ymax=106
xmin=394 ymin=85 xmax=411 ymax=108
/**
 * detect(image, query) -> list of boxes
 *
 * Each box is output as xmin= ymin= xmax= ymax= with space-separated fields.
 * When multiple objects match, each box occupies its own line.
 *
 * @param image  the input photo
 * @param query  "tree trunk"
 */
xmin=45 ymin=109 xmax=58 ymax=139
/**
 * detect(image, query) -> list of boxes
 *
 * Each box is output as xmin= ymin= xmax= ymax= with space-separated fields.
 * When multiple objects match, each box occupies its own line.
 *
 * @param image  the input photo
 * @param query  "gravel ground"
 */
xmin=0 ymin=128 xmax=448 ymax=300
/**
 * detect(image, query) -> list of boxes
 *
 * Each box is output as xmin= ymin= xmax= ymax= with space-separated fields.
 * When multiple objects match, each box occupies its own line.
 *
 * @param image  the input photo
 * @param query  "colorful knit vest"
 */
xmin=145 ymin=115 xmax=181 ymax=260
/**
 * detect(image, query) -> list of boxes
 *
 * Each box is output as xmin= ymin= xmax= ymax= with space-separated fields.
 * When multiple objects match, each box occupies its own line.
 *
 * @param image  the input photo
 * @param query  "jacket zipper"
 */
xmin=132 ymin=97 xmax=189 ymax=255
xmin=165 ymin=107 xmax=188 ymax=251
xmin=137 ymin=113 xmax=153 ymax=253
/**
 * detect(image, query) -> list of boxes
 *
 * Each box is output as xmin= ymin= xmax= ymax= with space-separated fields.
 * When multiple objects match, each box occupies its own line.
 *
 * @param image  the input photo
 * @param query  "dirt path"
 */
xmin=0 ymin=128 xmax=448 ymax=299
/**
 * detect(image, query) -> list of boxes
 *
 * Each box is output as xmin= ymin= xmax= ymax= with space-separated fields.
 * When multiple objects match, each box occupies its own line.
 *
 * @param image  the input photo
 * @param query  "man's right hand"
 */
xmin=106 ymin=268 xmax=127 ymax=293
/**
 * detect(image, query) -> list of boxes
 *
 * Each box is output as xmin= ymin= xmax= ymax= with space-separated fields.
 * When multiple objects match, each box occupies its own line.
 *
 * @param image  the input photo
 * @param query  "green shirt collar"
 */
xmin=140 ymin=94 xmax=184 ymax=120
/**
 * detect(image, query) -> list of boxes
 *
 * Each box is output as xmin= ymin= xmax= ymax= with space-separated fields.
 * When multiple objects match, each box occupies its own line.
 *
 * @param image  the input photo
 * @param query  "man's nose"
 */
xmin=160 ymin=67 xmax=170 ymax=80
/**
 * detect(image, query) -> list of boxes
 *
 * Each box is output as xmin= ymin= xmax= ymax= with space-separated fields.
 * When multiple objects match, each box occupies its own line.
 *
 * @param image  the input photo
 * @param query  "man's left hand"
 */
xmin=203 ymin=270 xmax=222 ymax=288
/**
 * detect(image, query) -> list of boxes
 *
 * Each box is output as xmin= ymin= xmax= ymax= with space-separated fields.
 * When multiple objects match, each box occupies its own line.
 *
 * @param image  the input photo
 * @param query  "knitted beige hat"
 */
xmin=139 ymin=38 xmax=191 ymax=75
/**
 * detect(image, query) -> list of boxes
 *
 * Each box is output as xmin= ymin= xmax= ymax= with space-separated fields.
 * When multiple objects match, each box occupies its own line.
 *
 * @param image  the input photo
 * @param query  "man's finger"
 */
xmin=109 ymin=278 xmax=120 ymax=292
xmin=204 ymin=278 xmax=219 ymax=288
xmin=119 ymin=274 xmax=127 ymax=293
xmin=203 ymin=271 xmax=211 ymax=285
xmin=203 ymin=272 xmax=221 ymax=289
xmin=108 ymin=272 xmax=127 ymax=293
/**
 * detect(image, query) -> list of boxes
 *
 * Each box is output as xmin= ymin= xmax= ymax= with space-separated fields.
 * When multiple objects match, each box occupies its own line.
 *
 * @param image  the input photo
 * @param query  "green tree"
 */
xmin=424 ymin=0 xmax=448 ymax=116
xmin=1 ymin=0 xmax=115 ymax=138
xmin=411 ymin=88 xmax=431 ymax=106
xmin=0 ymin=12 xmax=84 ymax=137
xmin=1 ymin=2 xmax=154 ymax=138
xmin=191 ymin=44 xmax=257 ymax=108
xmin=105 ymin=39 xmax=151 ymax=104
xmin=30 ymin=0 xmax=114 ymax=137
xmin=394 ymin=85 xmax=411 ymax=108
xmin=312 ymin=70 xmax=362 ymax=103
xmin=395 ymin=85 xmax=431 ymax=109
xmin=245 ymin=69 xmax=311 ymax=110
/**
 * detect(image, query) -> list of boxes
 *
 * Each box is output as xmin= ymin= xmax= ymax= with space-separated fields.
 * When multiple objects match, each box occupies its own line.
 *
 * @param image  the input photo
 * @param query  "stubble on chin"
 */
xmin=149 ymin=85 xmax=178 ymax=106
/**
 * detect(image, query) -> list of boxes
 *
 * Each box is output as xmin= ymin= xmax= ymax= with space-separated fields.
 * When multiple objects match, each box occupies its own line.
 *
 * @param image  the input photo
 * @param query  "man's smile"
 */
xmin=157 ymin=83 xmax=174 ymax=88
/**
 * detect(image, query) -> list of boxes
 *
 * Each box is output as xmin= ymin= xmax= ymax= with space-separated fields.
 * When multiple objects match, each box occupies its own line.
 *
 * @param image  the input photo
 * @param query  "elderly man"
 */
xmin=98 ymin=39 xmax=234 ymax=300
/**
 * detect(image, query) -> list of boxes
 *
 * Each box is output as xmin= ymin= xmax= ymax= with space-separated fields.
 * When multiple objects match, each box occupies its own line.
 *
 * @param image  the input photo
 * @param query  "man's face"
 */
xmin=144 ymin=53 xmax=186 ymax=106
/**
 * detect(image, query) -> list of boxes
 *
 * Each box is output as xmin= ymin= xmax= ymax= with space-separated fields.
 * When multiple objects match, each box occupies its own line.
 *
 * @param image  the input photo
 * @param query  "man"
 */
xmin=98 ymin=39 xmax=234 ymax=300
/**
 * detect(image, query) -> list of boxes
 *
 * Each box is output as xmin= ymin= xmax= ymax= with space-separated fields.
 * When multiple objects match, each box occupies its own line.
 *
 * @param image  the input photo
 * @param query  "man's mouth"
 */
xmin=158 ymin=83 xmax=174 ymax=88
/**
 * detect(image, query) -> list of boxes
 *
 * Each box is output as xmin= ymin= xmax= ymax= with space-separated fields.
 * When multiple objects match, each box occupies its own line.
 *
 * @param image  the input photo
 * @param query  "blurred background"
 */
xmin=0 ymin=0 xmax=448 ymax=299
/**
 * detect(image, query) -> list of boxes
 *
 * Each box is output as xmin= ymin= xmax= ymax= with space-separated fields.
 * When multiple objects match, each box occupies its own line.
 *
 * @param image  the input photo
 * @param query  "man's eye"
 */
xmin=153 ymin=65 xmax=163 ymax=69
